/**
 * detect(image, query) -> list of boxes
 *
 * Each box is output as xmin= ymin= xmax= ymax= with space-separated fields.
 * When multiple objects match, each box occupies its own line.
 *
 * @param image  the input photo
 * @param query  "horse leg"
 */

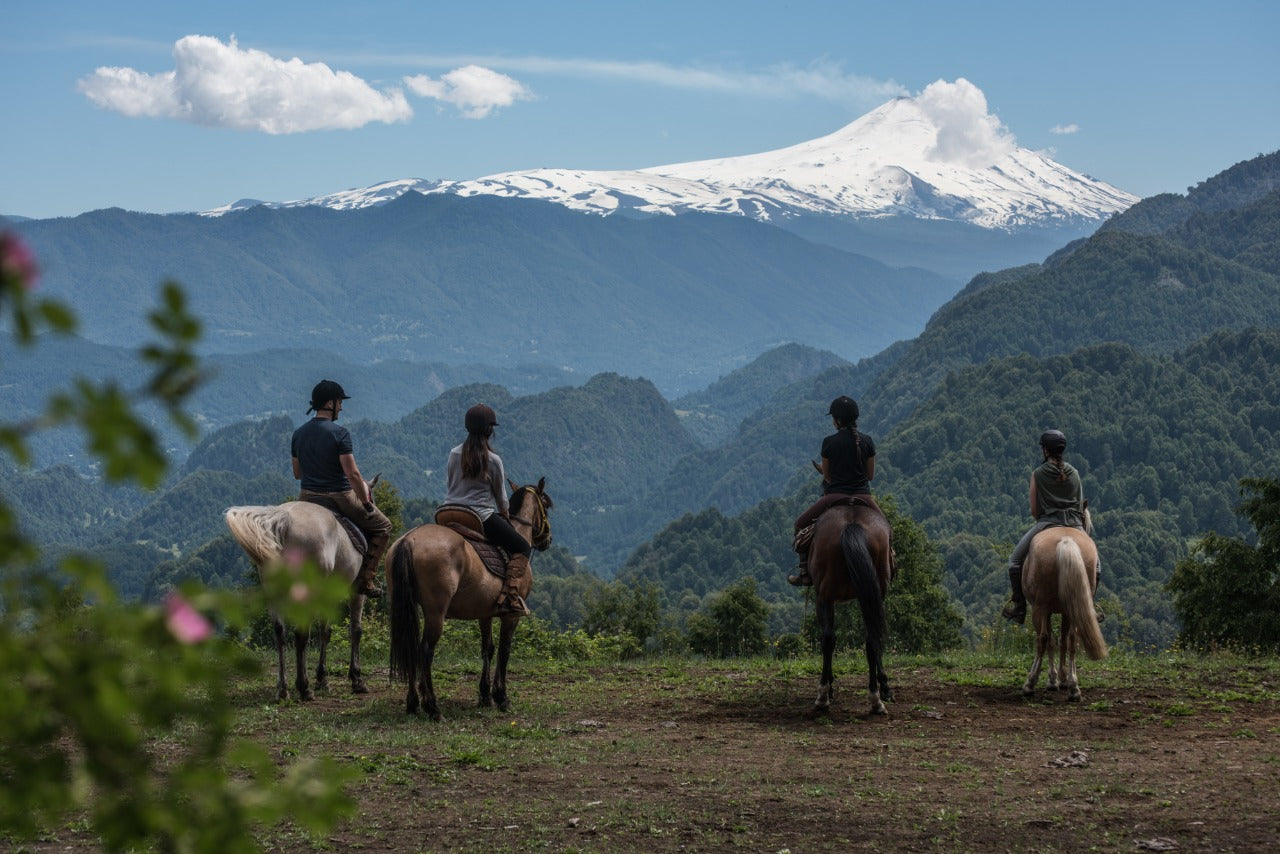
xmin=294 ymin=626 xmax=314 ymax=701
xmin=814 ymin=600 xmax=836 ymax=711
xmin=421 ymin=615 xmax=444 ymax=721
xmin=314 ymin=621 xmax=331 ymax=692
xmin=494 ymin=617 xmax=518 ymax=712
xmin=273 ymin=617 xmax=289 ymax=702
xmin=1022 ymin=610 xmax=1048 ymax=697
xmin=1064 ymin=622 xmax=1082 ymax=702
xmin=477 ymin=618 xmax=495 ymax=708
xmin=348 ymin=596 xmax=368 ymax=694
xmin=866 ymin=638 xmax=887 ymax=716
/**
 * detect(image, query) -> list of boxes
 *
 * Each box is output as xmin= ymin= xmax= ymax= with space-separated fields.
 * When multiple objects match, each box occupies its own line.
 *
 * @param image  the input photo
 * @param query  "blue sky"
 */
xmin=3 ymin=0 xmax=1277 ymax=220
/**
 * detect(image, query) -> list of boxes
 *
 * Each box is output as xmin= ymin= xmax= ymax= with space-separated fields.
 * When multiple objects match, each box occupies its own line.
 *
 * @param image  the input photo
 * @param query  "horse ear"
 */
xmin=537 ymin=476 xmax=546 ymax=491
xmin=507 ymin=478 xmax=518 ymax=493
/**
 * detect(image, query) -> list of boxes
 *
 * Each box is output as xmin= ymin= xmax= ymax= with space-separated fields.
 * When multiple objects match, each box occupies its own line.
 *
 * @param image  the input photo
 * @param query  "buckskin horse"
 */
xmin=388 ymin=478 xmax=552 ymax=720
xmin=808 ymin=498 xmax=894 ymax=715
xmin=224 ymin=499 xmax=374 ymax=702
xmin=1020 ymin=507 xmax=1107 ymax=702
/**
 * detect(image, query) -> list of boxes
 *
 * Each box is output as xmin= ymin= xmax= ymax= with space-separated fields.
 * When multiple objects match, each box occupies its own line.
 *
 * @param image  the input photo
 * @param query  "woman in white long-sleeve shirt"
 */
xmin=444 ymin=403 xmax=530 ymax=616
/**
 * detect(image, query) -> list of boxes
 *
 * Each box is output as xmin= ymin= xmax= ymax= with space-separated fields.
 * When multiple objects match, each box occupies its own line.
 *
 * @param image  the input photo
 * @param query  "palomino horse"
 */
xmin=809 ymin=500 xmax=893 ymax=715
xmin=224 ymin=500 xmax=372 ymax=702
xmin=1020 ymin=509 xmax=1107 ymax=702
xmin=388 ymin=479 xmax=552 ymax=720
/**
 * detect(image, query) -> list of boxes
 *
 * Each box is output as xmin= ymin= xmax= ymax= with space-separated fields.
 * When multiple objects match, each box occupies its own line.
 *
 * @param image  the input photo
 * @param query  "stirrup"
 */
xmin=355 ymin=579 xmax=384 ymax=599
xmin=787 ymin=570 xmax=813 ymax=587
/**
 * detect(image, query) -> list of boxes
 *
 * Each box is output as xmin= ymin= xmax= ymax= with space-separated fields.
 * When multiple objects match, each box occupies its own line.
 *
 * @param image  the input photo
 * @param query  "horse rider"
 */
xmin=788 ymin=395 xmax=890 ymax=586
xmin=445 ymin=403 xmax=532 ymax=616
xmin=291 ymin=379 xmax=393 ymax=598
xmin=1001 ymin=429 xmax=1103 ymax=624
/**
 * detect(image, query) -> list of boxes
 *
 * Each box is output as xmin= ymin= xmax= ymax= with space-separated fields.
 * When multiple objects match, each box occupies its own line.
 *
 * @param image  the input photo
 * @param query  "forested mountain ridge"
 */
xmin=1099 ymin=150 xmax=1280 ymax=235
xmin=18 ymin=192 xmax=957 ymax=394
xmin=672 ymin=344 xmax=850 ymax=447
xmin=865 ymin=185 xmax=1280 ymax=427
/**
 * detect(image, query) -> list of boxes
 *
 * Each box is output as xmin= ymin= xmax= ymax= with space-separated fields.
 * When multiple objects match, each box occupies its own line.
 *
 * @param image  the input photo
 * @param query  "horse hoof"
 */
xmin=301 ymin=689 xmax=315 ymax=702
xmin=497 ymin=699 xmax=511 ymax=713
xmin=1021 ymin=686 xmax=1034 ymax=698
xmin=1068 ymin=691 xmax=1082 ymax=703
xmin=429 ymin=710 xmax=444 ymax=722
xmin=871 ymin=703 xmax=887 ymax=716
xmin=352 ymin=681 xmax=369 ymax=695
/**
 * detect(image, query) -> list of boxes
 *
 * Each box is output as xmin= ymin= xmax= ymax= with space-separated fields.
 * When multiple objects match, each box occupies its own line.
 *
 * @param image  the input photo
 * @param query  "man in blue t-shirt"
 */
xmin=291 ymin=379 xmax=393 ymax=597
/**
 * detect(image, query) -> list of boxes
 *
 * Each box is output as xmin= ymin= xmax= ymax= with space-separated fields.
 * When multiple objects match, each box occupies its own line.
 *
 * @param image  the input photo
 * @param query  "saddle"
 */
xmin=434 ymin=505 xmax=511 ymax=580
xmin=298 ymin=494 xmax=369 ymax=555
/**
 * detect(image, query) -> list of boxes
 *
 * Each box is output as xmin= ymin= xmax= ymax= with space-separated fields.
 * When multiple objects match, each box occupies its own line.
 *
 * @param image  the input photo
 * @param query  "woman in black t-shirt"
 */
xmin=788 ymin=396 xmax=887 ymax=586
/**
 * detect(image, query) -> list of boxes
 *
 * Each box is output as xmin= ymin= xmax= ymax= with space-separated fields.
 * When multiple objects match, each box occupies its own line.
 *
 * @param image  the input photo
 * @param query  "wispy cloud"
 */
xmin=77 ymin=35 xmax=412 ymax=133
xmin=349 ymin=51 xmax=907 ymax=107
xmin=404 ymin=65 xmax=532 ymax=119
xmin=1050 ymin=123 xmax=1081 ymax=135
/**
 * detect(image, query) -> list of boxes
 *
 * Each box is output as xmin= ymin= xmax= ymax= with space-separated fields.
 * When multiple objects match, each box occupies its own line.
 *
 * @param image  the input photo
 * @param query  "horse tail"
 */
xmin=841 ymin=523 xmax=886 ymax=662
xmin=388 ymin=539 xmax=421 ymax=683
xmin=224 ymin=505 xmax=291 ymax=568
xmin=1057 ymin=538 xmax=1107 ymax=660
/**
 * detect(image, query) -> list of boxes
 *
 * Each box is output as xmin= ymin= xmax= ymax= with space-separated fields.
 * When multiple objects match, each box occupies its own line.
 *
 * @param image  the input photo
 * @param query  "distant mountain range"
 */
xmin=201 ymin=90 xmax=1137 ymax=281
xmin=17 ymin=194 xmax=957 ymax=396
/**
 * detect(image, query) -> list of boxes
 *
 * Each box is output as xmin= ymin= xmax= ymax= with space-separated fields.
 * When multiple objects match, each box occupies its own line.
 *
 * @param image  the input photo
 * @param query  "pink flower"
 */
xmin=289 ymin=582 xmax=310 ymax=603
xmin=165 ymin=592 xmax=213 ymax=644
xmin=0 ymin=231 xmax=39 ymax=290
xmin=281 ymin=547 xmax=307 ymax=569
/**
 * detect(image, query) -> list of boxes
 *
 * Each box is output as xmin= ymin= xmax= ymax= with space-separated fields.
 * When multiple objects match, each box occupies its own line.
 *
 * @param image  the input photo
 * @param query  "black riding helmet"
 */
xmin=308 ymin=379 xmax=350 ymax=414
xmin=1040 ymin=429 xmax=1067 ymax=452
xmin=465 ymin=403 xmax=499 ymax=436
xmin=828 ymin=395 xmax=859 ymax=425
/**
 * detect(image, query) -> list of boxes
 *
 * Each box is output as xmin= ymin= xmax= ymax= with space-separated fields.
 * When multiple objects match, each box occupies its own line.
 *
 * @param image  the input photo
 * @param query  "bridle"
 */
xmin=511 ymin=484 xmax=552 ymax=550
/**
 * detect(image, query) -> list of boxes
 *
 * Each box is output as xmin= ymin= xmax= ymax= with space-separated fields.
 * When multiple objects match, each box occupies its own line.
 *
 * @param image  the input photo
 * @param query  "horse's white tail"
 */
xmin=1056 ymin=538 xmax=1108 ymax=660
xmin=224 ymin=505 xmax=292 ymax=568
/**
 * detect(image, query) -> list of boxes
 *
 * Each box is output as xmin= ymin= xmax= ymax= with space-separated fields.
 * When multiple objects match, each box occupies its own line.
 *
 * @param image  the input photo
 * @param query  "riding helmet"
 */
xmin=308 ymin=379 xmax=350 ymax=413
xmin=828 ymin=395 xmax=859 ymax=424
xmin=465 ymin=403 xmax=499 ymax=435
xmin=1039 ymin=429 xmax=1067 ymax=452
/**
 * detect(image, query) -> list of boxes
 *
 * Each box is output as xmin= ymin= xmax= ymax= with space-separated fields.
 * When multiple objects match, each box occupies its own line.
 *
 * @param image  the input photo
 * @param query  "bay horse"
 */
xmin=1020 ymin=508 xmax=1107 ymax=702
xmin=809 ymin=500 xmax=893 ymax=715
xmin=388 ymin=478 xmax=552 ymax=721
xmin=224 ymin=501 xmax=372 ymax=702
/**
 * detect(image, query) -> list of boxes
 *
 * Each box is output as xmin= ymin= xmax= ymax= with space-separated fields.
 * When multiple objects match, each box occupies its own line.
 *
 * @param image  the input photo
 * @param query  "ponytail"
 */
xmin=461 ymin=433 xmax=490 ymax=481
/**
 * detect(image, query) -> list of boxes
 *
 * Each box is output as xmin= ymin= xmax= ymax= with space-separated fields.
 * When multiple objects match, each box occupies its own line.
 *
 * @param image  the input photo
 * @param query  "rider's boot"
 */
xmin=354 ymin=553 xmax=384 ymax=598
xmin=495 ymin=553 xmax=532 ymax=616
xmin=787 ymin=552 xmax=813 ymax=587
xmin=1000 ymin=564 xmax=1026 ymax=624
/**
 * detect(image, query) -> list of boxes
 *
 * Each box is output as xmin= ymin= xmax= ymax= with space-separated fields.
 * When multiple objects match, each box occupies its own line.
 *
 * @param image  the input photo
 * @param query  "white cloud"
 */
xmin=1051 ymin=123 xmax=1081 ymax=135
xmin=914 ymin=78 xmax=1017 ymax=168
xmin=404 ymin=65 xmax=532 ymax=119
xmin=77 ymin=35 xmax=412 ymax=133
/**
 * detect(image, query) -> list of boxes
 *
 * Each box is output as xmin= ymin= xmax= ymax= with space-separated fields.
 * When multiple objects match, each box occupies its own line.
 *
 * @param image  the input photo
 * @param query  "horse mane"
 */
xmin=509 ymin=484 xmax=552 ymax=515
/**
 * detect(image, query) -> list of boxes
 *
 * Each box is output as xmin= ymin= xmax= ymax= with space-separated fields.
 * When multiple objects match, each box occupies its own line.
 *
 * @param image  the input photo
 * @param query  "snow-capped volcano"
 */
xmin=206 ymin=79 xmax=1137 ymax=229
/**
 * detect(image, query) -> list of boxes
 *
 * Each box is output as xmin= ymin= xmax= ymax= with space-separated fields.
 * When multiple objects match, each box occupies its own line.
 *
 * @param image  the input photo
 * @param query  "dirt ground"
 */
xmin=23 ymin=655 xmax=1280 ymax=852
xmin=287 ymin=657 xmax=1278 ymax=853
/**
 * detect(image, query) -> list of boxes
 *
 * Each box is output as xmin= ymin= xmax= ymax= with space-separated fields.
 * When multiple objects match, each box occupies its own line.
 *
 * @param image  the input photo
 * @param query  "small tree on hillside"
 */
xmin=687 ymin=576 xmax=769 ymax=657
xmin=1168 ymin=477 xmax=1280 ymax=651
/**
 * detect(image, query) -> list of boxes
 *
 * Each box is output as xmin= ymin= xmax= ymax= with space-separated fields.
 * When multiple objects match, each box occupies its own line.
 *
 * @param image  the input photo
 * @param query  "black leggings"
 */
xmin=483 ymin=514 xmax=531 ymax=556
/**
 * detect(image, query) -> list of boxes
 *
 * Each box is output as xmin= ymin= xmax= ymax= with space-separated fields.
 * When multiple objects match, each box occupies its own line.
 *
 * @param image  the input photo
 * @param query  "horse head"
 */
xmin=508 ymin=477 xmax=553 ymax=551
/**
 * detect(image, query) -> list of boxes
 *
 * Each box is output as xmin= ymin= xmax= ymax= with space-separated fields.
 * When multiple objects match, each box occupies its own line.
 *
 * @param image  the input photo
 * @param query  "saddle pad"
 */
xmin=439 ymin=522 xmax=509 ymax=579
xmin=297 ymin=495 xmax=368 ymax=555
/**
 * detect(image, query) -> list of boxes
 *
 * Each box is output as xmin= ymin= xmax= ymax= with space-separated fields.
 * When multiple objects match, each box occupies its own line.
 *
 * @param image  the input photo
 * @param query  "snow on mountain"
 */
xmin=204 ymin=80 xmax=1137 ymax=229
